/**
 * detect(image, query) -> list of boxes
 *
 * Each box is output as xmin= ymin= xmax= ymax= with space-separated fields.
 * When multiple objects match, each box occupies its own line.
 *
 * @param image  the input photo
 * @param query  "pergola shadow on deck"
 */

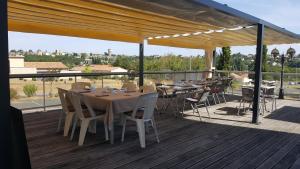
xmin=24 ymin=97 xmax=300 ymax=169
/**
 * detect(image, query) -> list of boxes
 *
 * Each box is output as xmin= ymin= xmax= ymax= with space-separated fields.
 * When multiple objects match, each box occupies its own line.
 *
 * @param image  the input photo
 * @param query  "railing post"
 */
xmin=252 ymin=23 xmax=264 ymax=124
xmin=184 ymin=71 xmax=187 ymax=81
xmin=42 ymin=77 xmax=46 ymax=112
xmin=101 ymin=76 xmax=104 ymax=88
xmin=139 ymin=43 xmax=144 ymax=87
xmin=75 ymin=75 xmax=77 ymax=83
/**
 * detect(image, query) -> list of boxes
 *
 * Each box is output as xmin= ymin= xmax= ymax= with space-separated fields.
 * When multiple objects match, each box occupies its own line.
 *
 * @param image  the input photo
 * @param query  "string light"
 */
xmin=193 ymin=32 xmax=202 ymax=35
xmin=215 ymin=28 xmax=226 ymax=33
xmin=204 ymin=30 xmax=214 ymax=34
xmin=228 ymin=26 xmax=243 ymax=31
xmin=146 ymin=25 xmax=255 ymax=40
xmin=182 ymin=33 xmax=191 ymax=37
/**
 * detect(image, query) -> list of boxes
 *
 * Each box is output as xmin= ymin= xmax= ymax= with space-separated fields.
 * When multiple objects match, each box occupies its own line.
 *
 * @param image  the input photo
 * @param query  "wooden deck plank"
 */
xmin=21 ymin=98 xmax=300 ymax=169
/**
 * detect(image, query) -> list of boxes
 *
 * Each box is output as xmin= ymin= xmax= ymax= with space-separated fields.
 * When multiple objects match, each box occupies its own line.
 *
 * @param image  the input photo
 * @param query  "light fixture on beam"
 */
xmin=147 ymin=37 xmax=153 ymax=40
xmin=204 ymin=30 xmax=214 ymax=34
xmin=182 ymin=33 xmax=191 ymax=37
xmin=245 ymin=26 xmax=254 ymax=29
xmin=192 ymin=32 xmax=202 ymax=35
xmin=154 ymin=36 xmax=162 ymax=39
xmin=162 ymin=35 xmax=170 ymax=38
xmin=172 ymin=34 xmax=180 ymax=38
xmin=228 ymin=26 xmax=243 ymax=31
xmin=215 ymin=28 xmax=226 ymax=33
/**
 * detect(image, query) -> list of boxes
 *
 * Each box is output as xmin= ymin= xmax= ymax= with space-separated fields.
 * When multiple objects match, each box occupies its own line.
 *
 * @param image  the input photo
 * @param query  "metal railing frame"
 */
xmin=9 ymin=70 xmax=299 ymax=111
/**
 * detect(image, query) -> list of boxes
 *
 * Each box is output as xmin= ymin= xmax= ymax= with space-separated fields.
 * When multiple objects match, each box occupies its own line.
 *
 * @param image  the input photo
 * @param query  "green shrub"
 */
xmin=10 ymin=88 xmax=18 ymax=99
xmin=23 ymin=84 xmax=38 ymax=97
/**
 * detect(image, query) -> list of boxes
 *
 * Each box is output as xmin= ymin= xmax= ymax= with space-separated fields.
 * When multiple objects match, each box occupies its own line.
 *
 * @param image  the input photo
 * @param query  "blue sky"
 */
xmin=8 ymin=0 xmax=300 ymax=56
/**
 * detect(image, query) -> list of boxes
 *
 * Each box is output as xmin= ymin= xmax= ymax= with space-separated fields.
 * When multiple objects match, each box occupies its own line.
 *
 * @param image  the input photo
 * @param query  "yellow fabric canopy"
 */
xmin=7 ymin=0 xmax=300 ymax=49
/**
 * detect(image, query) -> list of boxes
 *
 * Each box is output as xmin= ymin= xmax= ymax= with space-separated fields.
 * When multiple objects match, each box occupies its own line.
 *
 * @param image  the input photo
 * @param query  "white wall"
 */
xmin=111 ymin=67 xmax=127 ymax=73
xmin=9 ymin=57 xmax=24 ymax=67
xmin=10 ymin=67 xmax=37 ymax=74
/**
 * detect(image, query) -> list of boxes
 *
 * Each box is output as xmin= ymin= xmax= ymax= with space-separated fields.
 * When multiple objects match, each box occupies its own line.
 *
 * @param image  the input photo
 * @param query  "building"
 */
xmin=9 ymin=54 xmax=68 ymax=74
xmin=9 ymin=54 xmax=36 ymax=74
xmin=24 ymin=62 xmax=68 ymax=73
xmin=72 ymin=64 xmax=127 ymax=73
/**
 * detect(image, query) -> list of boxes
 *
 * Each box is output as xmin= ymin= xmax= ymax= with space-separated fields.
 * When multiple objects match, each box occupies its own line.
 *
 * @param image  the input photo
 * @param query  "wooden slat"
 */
xmin=22 ymin=97 xmax=300 ymax=169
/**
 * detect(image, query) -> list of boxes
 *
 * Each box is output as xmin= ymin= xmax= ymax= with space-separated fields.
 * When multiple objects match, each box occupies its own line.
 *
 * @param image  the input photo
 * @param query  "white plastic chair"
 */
xmin=121 ymin=93 xmax=159 ymax=148
xmin=57 ymin=88 xmax=75 ymax=136
xmin=71 ymin=82 xmax=91 ymax=90
xmin=69 ymin=92 xmax=108 ymax=146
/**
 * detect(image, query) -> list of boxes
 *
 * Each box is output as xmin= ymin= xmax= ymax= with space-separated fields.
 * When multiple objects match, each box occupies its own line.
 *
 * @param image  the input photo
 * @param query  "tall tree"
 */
xmin=216 ymin=47 xmax=231 ymax=70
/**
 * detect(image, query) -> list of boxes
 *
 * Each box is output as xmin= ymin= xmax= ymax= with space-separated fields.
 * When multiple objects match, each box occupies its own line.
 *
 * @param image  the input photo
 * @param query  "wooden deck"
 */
xmin=23 ymin=96 xmax=300 ymax=169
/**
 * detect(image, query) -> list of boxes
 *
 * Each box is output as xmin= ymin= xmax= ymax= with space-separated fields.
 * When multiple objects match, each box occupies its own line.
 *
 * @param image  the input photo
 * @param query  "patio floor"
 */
xmin=23 ymin=95 xmax=300 ymax=169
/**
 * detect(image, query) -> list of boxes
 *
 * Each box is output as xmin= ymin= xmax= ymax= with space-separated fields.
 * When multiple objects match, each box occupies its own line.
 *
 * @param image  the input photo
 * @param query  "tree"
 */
xmin=82 ymin=66 xmax=93 ymax=73
xmin=216 ymin=47 xmax=231 ymax=70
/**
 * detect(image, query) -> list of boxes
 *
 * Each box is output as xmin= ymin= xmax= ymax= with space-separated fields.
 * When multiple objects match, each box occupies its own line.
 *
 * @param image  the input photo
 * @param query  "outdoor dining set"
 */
xmin=56 ymin=77 xmax=278 ymax=148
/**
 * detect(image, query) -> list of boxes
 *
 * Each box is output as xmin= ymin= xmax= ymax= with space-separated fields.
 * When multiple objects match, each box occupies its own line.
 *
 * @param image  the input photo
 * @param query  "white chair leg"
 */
xmin=151 ymin=118 xmax=160 ymax=143
xmin=212 ymin=94 xmax=217 ymax=105
xmin=121 ymin=118 xmax=127 ymax=142
xmin=78 ymin=120 xmax=90 ymax=146
xmin=104 ymin=114 xmax=109 ymax=141
xmin=215 ymin=93 xmax=221 ymax=104
xmin=275 ymin=98 xmax=277 ymax=110
xmin=194 ymin=104 xmax=202 ymax=121
xmin=136 ymin=120 xmax=146 ymax=148
xmin=70 ymin=118 xmax=78 ymax=141
xmin=57 ymin=111 xmax=64 ymax=132
xmin=206 ymin=99 xmax=210 ymax=107
xmin=237 ymin=100 xmax=243 ymax=116
xmin=204 ymin=103 xmax=210 ymax=118
xmin=243 ymin=101 xmax=246 ymax=113
xmin=222 ymin=92 xmax=227 ymax=104
xmin=63 ymin=112 xmax=74 ymax=136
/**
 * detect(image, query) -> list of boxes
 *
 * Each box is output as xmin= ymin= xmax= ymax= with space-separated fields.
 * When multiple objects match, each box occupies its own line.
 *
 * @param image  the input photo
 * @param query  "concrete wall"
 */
xmin=10 ymin=67 xmax=37 ymax=75
xmin=9 ymin=57 xmax=24 ymax=67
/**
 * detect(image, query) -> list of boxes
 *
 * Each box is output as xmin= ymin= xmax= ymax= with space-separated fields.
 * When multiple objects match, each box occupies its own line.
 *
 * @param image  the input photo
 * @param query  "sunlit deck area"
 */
xmin=24 ymin=95 xmax=300 ymax=169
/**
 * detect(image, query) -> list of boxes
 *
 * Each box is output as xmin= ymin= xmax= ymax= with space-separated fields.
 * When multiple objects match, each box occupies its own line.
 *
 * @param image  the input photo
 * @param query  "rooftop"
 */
xmin=24 ymin=62 xmax=68 ymax=70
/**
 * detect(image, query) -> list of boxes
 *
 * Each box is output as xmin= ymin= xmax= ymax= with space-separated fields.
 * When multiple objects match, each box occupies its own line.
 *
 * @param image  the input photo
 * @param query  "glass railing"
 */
xmin=9 ymin=70 xmax=300 ymax=111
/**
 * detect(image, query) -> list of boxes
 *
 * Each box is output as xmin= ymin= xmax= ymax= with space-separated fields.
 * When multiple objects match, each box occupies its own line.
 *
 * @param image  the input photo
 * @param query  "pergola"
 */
xmin=1 ymin=0 xmax=300 ymax=167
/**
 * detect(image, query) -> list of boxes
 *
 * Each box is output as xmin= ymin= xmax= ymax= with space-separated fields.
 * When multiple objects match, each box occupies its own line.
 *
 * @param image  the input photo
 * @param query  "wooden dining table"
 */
xmin=72 ymin=88 xmax=145 ymax=144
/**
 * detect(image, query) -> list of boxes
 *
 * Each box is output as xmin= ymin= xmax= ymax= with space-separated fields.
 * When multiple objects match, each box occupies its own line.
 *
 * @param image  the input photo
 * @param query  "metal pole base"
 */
xmin=279 ymin=88 xmax=284 ymax=99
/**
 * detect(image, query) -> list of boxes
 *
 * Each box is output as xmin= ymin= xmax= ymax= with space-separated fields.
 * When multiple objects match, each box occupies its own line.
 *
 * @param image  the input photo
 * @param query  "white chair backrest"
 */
xmin=199 ymin=90 xmax=210 ymax=102
xmin=71 ymin=82 xmax=91 ymax=90
xmin=132 ymin=93 xmax=158 ymax=120
xmin=69 ymin=92 xmax=86 ymax=119
xmin=57 ymin=88 xmax=73 ymax=114
xmin=122 ymin=82 xmax=137 ymax=92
